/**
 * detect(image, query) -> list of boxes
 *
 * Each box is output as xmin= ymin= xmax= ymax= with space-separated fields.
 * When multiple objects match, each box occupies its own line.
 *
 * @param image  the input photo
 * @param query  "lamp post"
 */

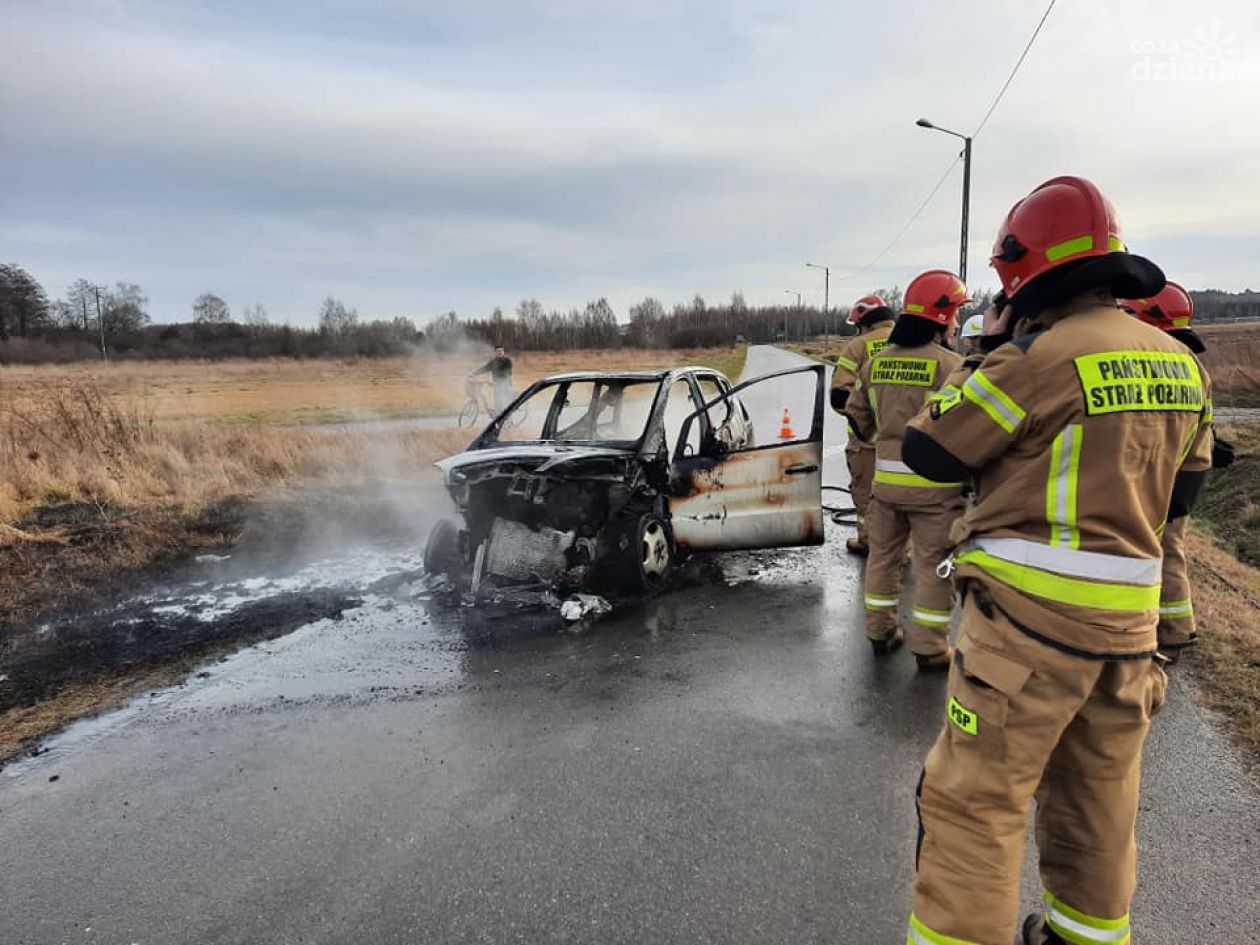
xmin=916 ymin=118 xmax=972 ymax=284
xmin=806 ymin=262 xmax=830 ymax=346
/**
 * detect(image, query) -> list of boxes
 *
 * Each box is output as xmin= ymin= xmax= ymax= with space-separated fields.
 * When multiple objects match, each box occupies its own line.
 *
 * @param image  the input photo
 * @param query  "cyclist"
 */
xmin=472 ymin=345 xmax=514 ymax=412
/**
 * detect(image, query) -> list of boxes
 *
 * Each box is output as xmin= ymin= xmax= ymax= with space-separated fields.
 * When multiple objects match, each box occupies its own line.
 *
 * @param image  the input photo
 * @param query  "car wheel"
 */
xmin=424 ymin=518 xmax=463 ymax=576
xmin=620 ymin=512 xmax=673 ymax=593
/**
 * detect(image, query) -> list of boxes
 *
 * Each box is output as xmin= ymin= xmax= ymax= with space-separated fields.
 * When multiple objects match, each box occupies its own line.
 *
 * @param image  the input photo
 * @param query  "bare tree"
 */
xmin=103 ymin=282 xmax=150 ymax=333
xmin=241 ymin=303 xmax=270 ymax=327
xmin=59 ymin=278 xmax=97 ymax=330
xmin=192 ymin=292 xmax=233 ymax=324
xmin=318 ymin=296 xmax=358 ymax=335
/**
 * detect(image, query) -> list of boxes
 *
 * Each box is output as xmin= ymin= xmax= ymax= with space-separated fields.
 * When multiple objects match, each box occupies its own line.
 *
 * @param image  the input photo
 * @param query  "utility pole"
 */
xmin=960 ymin=136 xmax=972 ymax=284
xmin=806 ymin=263 xmax=830 ymax=346
xmin=91 ymin=284 xmax=107 ymax=360
xmin=916 ymin=118 xmax=973 ymax=283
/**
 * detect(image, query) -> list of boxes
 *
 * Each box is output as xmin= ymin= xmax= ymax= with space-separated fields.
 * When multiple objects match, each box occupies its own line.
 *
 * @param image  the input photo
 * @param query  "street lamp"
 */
xmin=783 ymin=290 xmax=801 ymax=342
xmin=916 ymin=117 xmax=972 ymax=284
xmin=806 ymin=262 xmax=830 ymax=345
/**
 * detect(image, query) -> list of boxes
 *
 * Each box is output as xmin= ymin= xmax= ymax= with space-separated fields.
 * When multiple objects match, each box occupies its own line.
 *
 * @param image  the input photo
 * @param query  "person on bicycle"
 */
xmin=472 ymin=346 xmax=514 ymax=412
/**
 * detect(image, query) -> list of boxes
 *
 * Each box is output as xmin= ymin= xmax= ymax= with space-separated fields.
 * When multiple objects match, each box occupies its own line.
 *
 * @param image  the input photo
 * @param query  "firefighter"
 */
xmin=829 ymin=296 xmax=896 ymax=555
xmin=900 ymin=176 xmax=1213 ymax=945
xmin=958 ymin=311 xmax=985 ymax=356
xmin=1118 ymin=282 xmax=1235 ymax=662
xmin=844 ymin=272 xmax=967 ymax=670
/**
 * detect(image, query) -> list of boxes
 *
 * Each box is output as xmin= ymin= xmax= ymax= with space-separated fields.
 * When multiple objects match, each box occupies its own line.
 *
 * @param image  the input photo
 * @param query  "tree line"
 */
xmin=2 ymin=263 xmax=1258 ymax=364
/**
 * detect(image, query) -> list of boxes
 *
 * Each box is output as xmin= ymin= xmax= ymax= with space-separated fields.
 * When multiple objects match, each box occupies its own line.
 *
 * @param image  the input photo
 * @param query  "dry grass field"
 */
xmin=1197 ymin=321 xmax=1260 ymax=407
xmin=0 ymin=347 xmax=746 ymax=427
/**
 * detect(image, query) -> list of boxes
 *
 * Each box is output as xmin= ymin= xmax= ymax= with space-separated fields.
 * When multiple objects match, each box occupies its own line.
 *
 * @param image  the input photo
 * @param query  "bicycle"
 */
xmin=457 ymin=379 xmax=528 ymax=429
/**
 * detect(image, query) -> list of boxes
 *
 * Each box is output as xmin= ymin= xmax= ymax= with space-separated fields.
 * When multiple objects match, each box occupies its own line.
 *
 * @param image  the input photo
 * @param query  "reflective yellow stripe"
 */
xmin=835 ymin=355 xmax=858 ymax=372
xmin=1046 ymin=423 xmax=1083 ymax=549
xmin=963 ymin=370 xmax=1026 ymax=434
xmin=905 ymin=302 xmax=925 ymax=313
xmin=1046 ymin=234 xmax=1094 ymax=262
xmin=907 ymin=913 xmax=983 ymax=945
xmin=956 ymin=549 xmax=1160 ymax=612
xmin=1044 ymin=234 xmax=1124 ymax=263
xmin=1044 ymin=893 xmax=1131 ymax=944
xmin=968 ymin=537 xmax=1161 ymax=582
xmin=875 ymin=470 xmax=963 ymax=488
xmin=1176 ymin=420 xmax=1200 ymax=466
xmin=876 ymin=459 xmax=961 ymax=487
xmin=912 ymin=607 xmax=953 ymax=625
xmin=865 ymin=594 xmax=898 ymax=610
xmin=1160 ymin=598 xmax=1193 ymax=618
xmin=869 ymin=386 xmax=880 ymax=432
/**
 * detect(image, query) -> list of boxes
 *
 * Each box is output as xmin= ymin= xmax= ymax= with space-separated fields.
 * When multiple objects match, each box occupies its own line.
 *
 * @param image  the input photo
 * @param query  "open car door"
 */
xmin=667 ymin=364 xmax=825 ymax=552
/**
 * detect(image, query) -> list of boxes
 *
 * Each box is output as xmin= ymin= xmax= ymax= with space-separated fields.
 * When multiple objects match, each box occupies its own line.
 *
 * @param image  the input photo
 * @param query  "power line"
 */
xmin=831 ymin=0 xmax=1058 ymax=285
xmin=833 ymin=155 xmax=962 ymax=283
xmin=972 ymin=0 xmax=1058 ymax=139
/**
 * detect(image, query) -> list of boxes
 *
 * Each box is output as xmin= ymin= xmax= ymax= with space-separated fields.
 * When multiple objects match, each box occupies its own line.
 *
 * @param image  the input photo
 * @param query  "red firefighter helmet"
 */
xmin=902 ymin=270 xmax=970 ymax=326
xmin=1119 ymin=281 xmax=1194 ymax=332
xmin=990 ymin=176 xmax=1126 ymax=298
xmin=848 ymin=295 xmax=887 ymax=324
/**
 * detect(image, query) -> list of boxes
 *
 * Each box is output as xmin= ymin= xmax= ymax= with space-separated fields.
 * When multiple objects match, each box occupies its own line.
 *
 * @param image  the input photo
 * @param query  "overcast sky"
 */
xmin=3 ymin=0 xmax=1258 ymax=326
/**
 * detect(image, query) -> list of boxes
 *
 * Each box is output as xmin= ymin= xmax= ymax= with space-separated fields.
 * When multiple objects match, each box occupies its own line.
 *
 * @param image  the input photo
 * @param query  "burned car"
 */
xmin=426 ymin=364 xmax=826 ymax=592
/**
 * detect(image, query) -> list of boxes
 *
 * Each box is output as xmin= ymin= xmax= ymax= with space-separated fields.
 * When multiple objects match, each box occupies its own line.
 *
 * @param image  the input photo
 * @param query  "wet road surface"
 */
xmin=2 ymin=347 xmax=1258 ymax=944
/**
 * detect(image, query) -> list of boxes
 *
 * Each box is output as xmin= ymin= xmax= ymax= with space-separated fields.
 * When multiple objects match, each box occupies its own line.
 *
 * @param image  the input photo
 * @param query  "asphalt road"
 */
xmin=2 ymin=346 xmax=1257 ymax=944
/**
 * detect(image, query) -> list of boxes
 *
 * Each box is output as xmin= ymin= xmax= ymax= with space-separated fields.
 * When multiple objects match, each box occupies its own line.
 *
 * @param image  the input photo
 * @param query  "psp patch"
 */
xmin=870 ymin=356 xmax=938 ymax=387
xmin=1074 ymin=351 xmax=1204 ymax=415
xmin=948 ymin=696 xmax=977 ymax=736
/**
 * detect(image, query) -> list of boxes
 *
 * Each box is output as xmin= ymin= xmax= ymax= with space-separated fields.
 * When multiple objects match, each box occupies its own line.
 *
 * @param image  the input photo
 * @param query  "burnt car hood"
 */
xmin=435 ymin=444 xmax=636 ymax=482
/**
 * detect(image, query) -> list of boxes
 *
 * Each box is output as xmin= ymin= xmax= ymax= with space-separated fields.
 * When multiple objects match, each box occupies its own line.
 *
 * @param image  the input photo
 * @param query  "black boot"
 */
xmin=1019 ymin=913 xmax=1067 ymax=945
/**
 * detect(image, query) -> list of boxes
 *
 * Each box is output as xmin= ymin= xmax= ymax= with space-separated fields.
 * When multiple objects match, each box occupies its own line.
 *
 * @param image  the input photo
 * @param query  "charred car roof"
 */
xmin=537 ymin=366 xmax=722 ymax=383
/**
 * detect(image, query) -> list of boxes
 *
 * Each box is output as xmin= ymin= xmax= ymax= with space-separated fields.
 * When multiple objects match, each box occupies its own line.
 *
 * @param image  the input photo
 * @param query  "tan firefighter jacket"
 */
xmin=846 ymin=340 xmax=963 ymax=506
xmin=905 ymin=303 xmax=1213 ymax=656
xmin=831 ymin=322 xmax=894 ymax=447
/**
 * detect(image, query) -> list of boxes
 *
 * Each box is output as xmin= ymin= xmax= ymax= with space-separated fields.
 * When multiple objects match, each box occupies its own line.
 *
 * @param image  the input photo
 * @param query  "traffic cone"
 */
xmin=778 ymin=408 xmax=795 ymax=440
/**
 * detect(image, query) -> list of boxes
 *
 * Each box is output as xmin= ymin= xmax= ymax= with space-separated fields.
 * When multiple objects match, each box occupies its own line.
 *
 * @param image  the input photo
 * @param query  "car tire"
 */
xmin=619 ymin=512 xmax=673 ymax=593
xmin=424 ymin=518 xmax=463 ymax=576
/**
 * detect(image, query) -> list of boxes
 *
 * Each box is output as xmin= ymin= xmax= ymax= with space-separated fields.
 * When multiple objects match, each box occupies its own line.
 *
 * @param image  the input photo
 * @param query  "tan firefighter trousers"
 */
xmin=909 ymin=591 xmax=1167 ymax=945
xmin=1158 ymin=516 xmax=1196 ymax=649
xmin=845 ymin=442 xmax=875 ymax=546
xmin=863 ymin=497 xmax=961 ymax=656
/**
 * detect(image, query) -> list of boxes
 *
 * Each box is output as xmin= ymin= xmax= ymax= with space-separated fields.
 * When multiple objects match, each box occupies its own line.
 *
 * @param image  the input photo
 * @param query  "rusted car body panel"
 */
xmin=669 ymin=440 xmax=825 ymax=551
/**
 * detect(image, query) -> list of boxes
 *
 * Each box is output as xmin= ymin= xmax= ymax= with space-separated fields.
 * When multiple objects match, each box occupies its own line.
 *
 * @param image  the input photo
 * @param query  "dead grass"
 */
xmin=1181 ymin=526 xmax=1260 ymax=765
xmin=1198 ymin=322 xmax=1260 ymax=408
xmin=0 ymin=347 xmax=744 ymax=426
xmin=0 ymin=384 xmax=470 ymax=523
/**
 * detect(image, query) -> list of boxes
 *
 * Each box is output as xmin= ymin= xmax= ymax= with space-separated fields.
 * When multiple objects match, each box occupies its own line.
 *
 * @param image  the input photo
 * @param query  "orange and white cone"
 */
xmin=779 ymin=408 xmax=795 ymax=440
